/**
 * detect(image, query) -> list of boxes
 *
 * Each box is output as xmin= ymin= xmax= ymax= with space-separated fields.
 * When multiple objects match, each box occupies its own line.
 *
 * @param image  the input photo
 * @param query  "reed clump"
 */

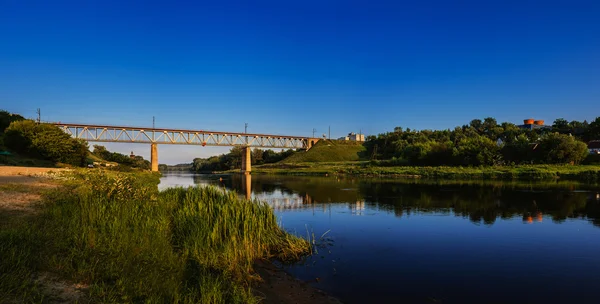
xmin=0 ymin=169 xmax=310 ymax=303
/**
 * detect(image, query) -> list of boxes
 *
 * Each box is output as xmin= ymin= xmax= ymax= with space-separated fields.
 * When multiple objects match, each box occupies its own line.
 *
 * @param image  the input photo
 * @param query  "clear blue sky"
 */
xmin=1 ymin=0 xmax=599 ymax=163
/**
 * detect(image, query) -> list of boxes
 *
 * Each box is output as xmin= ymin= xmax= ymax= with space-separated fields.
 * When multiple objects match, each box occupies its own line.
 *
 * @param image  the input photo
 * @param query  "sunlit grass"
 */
xmin=0 ymin=169 xmax=310 ymax=303
xmin=253 ymin=162 xmax=600 ymax=182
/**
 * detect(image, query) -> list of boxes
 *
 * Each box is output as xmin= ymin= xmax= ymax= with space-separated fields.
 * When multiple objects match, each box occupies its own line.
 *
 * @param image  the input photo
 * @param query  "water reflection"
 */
xmin=181 ymin=174 xmax=600 ymax=227
xmin=160 ymin=174 xmax=600 ymax=304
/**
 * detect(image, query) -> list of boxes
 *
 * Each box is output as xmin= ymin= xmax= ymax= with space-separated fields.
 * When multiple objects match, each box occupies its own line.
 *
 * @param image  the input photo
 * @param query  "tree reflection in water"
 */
xmin=213 ymin=175 xmax=600 ymax=227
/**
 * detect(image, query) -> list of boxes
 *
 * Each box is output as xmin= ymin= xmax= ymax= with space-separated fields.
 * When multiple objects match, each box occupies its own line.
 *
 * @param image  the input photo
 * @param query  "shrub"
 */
xmin=4 ymin=120 xmax=88 ymax=166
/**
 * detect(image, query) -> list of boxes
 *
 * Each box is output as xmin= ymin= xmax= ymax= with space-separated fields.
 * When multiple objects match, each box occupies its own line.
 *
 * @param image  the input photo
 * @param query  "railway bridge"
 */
xmin=54 ymin=123 xmax=320 ymax=173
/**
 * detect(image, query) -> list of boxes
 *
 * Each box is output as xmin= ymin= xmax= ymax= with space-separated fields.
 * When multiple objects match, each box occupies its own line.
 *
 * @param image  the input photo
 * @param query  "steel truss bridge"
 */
xmin=54 ymin=123 xmax=319 ymax=172
xmin=55 ymin=123 xmax=314 ymax=149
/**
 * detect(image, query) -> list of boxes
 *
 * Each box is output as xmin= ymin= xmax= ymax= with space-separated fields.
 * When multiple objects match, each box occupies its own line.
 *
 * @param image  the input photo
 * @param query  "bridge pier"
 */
xmin=243 ymin=174 xmax=252 ymax=200
xmin=151 ymin=143 xmax=158 ymax=172
xmin=241 ymin=146 xmax=251 ymax=175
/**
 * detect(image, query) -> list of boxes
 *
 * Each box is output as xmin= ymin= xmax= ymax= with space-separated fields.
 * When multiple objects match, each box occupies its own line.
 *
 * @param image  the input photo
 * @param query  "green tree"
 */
xmin=536 ymin=133 xmax=588 ymax=164
xmin=252 ymin=148 xmax=264 ymax=165
xmin=4 ymin=120 xmax=88 ymax=166
xmin=0 ymin=110 xmax=24 ymax=133
xmin=454 ymin=135 xmax=500 ymax=166
xmin=552 ymin=118 xmax=569 ymax=133
xmin=588 ymin=117 xmax=600 ymax=140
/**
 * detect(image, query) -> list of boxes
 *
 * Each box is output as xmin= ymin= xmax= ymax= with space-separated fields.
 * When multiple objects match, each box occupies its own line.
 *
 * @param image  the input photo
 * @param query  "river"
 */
xmin=160 ymin=173 xmax=600 ymax=304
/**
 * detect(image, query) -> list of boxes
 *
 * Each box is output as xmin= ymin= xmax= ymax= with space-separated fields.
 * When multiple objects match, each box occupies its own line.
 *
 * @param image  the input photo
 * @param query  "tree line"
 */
xmin=92 ymin=145 xmax=151 ymax=170
xmin=365 ymin=117 xmax=600 ymax=166
xmin=1 ymin=109 xmax=151 ymax=169
xmin=192 ymin=147 xmax=296 ymax=172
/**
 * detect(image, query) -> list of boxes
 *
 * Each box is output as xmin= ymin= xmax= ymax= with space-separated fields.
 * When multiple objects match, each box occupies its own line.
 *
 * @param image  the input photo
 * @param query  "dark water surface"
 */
xmin=160 ymin=173 xmax=600 ymax=304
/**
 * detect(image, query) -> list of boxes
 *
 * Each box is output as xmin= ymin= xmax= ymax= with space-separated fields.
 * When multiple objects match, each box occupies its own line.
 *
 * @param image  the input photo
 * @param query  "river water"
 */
xmin=160 ymin=173 xmax=600 ymax=304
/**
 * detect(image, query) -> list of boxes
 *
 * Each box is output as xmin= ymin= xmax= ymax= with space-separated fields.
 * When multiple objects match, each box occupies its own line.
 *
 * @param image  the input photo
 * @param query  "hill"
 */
xmin=280 ymin=140 xmax=365 ymax=163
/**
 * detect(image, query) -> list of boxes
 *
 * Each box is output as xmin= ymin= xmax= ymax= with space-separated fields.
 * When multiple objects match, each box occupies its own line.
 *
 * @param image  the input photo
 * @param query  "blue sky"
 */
xmin=1 ymin=0 xmax=599 ymax=164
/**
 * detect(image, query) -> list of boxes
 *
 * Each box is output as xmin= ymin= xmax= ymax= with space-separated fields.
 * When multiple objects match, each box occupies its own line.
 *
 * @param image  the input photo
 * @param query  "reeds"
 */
xmin=0 ymin=170 xmax=310 ymax=303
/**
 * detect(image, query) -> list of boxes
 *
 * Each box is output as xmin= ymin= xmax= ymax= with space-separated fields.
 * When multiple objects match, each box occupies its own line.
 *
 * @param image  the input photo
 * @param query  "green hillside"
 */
xmin=281 ymin=140 xmax=365 ymax=163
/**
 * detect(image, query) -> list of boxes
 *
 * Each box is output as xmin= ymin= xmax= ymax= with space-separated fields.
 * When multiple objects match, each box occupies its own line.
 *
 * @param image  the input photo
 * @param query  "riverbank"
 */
xmin=250 ymin=162 xmax=600 ymax=182
xmin=0 ymin=169 xmax=336 ymax=303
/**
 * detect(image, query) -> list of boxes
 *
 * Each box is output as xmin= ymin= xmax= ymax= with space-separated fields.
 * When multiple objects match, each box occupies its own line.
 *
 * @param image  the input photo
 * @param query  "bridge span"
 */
xmin=54 ymin=123 xmax=320 ymax=173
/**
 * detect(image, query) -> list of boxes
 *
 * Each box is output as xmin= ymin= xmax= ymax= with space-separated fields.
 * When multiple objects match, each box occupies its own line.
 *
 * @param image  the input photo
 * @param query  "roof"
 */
xmin=588 ymin=140 xmax=600 ymax=149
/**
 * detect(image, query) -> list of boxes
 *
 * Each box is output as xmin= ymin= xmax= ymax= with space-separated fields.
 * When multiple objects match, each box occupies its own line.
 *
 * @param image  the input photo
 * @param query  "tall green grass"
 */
xmin=0 ymin=170 xmax=310 ymax=303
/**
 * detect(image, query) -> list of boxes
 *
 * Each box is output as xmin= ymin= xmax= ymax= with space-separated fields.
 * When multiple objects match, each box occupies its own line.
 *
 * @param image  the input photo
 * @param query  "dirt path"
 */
xmin=0 ymin=172 xmax=89 ymax=303
xmin=0 ymin=165 xmax=68 ymax=177
xmin=0 ymin=175 xmax=59 ymax=221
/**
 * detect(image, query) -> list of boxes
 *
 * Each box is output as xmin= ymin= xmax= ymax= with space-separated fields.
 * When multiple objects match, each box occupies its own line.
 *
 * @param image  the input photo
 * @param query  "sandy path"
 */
xmin=0 ymin=166 xmax=68 ymax=177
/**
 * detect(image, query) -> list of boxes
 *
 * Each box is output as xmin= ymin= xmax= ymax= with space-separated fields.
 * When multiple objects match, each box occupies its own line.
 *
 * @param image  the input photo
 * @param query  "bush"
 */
xmin=4 ymin=120 xmax=88 ymax=166
xmin=536 ymin=133 xmax=588 ymax=164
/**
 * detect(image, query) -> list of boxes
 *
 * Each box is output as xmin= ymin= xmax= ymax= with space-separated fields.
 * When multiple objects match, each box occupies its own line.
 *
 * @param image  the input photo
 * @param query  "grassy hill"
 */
xmin=280 ymin=139 xmax=366 ymax=163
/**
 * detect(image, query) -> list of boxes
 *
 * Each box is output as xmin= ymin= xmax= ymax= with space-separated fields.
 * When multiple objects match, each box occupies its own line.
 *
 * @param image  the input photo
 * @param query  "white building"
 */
xmin=338 ymin=132 xmax=365 ymax=142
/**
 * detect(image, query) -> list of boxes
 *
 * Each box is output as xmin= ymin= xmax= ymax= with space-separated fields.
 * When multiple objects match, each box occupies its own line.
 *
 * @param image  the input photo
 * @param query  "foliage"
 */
xmin=92 ymin=145 xmax=150 ymax=169
xmin=0 ymin=170 xmax=309 ymax=303
xmin=0 ymin=110 xmax=24 ymax=134
xmin=3 ymin=120 xmax=88 ymax=166
xmin=192 ymin=147 xmax=296 ymax=172
xmin=366 ymin=116 xmax=598 ymax=166
xmin=536 ymin=133 xmax=589 ymax=164
xmin=252 ymin=161 xmax=600 ymax=182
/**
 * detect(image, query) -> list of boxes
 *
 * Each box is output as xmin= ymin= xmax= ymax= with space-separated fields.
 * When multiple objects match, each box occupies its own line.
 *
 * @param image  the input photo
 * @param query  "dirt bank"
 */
xmin=254 ymin=260 xmax=341 ymax=304
xmin=0 ymin=165 xmax=68 ymax=177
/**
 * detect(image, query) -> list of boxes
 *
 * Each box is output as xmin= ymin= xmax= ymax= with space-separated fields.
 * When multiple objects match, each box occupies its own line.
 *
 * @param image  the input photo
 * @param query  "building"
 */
xmin=588 ymin=140 xmax=600 ymax=154
xmin=338 ymin=132 xmax=365 ymax=142
xmin=518 ymin=118 xmax=551 ymax=130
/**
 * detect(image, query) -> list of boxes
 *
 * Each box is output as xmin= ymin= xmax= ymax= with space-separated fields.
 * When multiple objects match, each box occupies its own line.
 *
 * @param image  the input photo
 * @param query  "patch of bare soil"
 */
xmin=254 ymin=260 xmax=342 ymax=304
xmin=1 ymin=175 xmax=88 ymax=303
xmin=36 ymin=273 xmax=89 ymax=304
xmin=0 ymin=165 xmax=68 ymax=177
xmin=0 ymin=176 xmax=59 ymax=219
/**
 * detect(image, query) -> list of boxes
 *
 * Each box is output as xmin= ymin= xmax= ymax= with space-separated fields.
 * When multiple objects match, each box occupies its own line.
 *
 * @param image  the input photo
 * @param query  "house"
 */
xmin=588 ymin=140 xmax=600 ymax=154
xmin=338 ymin=132 xmax=365 ymax=142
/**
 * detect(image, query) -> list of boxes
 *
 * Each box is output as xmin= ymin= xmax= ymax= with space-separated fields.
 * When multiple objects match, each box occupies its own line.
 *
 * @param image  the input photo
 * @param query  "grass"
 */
xmin=0 ymin=170 xmax=310 ymax=303
xmin=252 ymin=162 xmax=600 ymax=182
xmin=280 ymin=140 xmax=366 ymax=163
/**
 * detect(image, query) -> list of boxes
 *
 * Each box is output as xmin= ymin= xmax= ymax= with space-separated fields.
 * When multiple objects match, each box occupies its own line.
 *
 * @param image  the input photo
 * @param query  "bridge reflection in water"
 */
xmin=229 ymin=174 xmax=366 ymax=214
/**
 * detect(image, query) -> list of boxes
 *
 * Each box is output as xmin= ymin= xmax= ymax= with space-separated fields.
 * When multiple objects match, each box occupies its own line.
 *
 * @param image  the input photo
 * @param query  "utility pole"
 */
xmin=312 ymin=128 xmax=316 ymax=138
xmin=36 ymin=108 xmax=41 ymax=124
xmin=153 ymin=116 xmax=155 ymax=128
xmin=329 ymin=125 xmax=331 ymax=140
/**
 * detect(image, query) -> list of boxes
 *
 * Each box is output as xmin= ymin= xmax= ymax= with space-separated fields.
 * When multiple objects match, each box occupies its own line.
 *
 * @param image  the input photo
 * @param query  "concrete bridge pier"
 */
xmin=151 ymin=143 xmax=158 ymax=172
xmin=241 ymin=146 xmax=251 ymax=175
xmin=243 ymin=174 xmax=252 ymax=200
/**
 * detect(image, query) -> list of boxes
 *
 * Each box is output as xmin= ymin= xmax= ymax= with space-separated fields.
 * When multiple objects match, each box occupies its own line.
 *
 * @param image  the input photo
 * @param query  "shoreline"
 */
xmin=246 ymin=163 xmax=600 ymax=182
xmin=0 ymin=168 xmax=341 ymax=304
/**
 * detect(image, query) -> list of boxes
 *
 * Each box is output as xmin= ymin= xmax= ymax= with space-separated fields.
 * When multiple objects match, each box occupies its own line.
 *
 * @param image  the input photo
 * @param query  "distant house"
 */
xmin=338 ymin=132 xmax=365 ymax=142
xmin=588 ymin=141 xmax=600 ymax=154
